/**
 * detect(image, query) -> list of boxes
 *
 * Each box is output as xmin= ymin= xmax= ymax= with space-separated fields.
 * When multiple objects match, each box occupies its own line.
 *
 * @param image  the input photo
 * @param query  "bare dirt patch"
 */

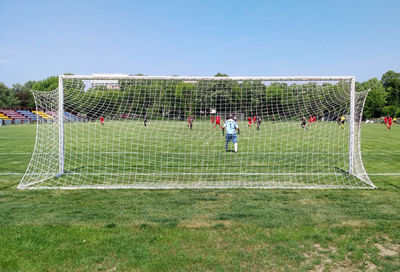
xmin=375 ymin=243 xmax=399 ymax=257
xmin=365 ymin=262 xmax=377 ymax=271
xmin=340 ymin=220 xmax=368 ymax=227
xmin=104 ymin=266 xmax=117 ymax=272
xmin=179 ymin=220 xmax=232 ymax=229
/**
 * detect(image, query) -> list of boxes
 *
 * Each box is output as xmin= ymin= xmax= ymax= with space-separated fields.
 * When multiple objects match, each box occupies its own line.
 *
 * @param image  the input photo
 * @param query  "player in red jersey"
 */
xmin=388 ymin=116 xmax=393 ymax=130
xmin=309 ymin=115 xmax=312 ymax=125
xmin=188 ymin=116 xmax=193 ymax=130
xmin=213 ymin=115 xmax=222 ymax=129
xmin=253 ymin=115 xmax=256 ymax=122
xmin=247 ymin=117 xmax=252 ymax=127
xmin=313 ymin=116 xmax=316 ymax=124
xmin=100 ymin=116 xmax=104 ymax=126
xmin=384 ymin=116 xmax=388 ymax=128
xmin=211 ymin=116 xmax=214 ymax=124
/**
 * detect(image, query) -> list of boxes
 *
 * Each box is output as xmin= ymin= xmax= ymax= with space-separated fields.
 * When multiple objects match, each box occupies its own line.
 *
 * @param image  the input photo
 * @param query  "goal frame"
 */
xmin=57 ymin=75 xmax=357 ymax=180
xmin=17 ymin=74 xmax=377 ymax=189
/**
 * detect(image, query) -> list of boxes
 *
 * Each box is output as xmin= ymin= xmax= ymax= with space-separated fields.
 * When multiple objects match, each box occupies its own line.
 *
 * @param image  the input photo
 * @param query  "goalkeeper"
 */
xmin=222 ymin=115 xmax=240 ymax=153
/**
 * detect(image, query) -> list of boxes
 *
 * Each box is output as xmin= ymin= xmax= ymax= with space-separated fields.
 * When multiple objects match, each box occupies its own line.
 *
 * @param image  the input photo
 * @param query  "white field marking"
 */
xmin=20 ymin=185 xmax=374 ymax=190
xmin=368 ymin=173 xmax=400 ymax=176
xmin=1 ymin=152 xmax=398 ymax=156
xmin=1 ymin=172 xmax=343 ymax=176
xmin=7 ymin=172 xmax=400 ymax=176
xmin=6 ymin=172 xmax=400 ymax=176
xmin=0 ymin=152 xmax=358 ymax=155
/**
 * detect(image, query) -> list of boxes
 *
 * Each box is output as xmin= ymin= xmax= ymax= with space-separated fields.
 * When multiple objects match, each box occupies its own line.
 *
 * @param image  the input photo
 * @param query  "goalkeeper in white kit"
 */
xmin=222 ymin=115 xmax=240 ymax=153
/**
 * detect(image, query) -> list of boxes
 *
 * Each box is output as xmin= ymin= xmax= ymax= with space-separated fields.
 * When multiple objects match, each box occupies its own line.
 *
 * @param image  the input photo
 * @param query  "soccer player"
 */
xmin=233 ymin=115 xmax=237 ymax=122
xmin=188 ymin=116 xmax=193 ymax=130
xmin=222 ymin=115 xmax=240 ymax=153
xmin=144 ymin=115 xmax=148 ymax=127
xmin=214 ymin=115 xmax=222 ymax=129
xmin=253 ymin=115 xmax=256 ymax=122
xmin=384 ymin=116 xmax=388 ymax=128
xmin=387 ymin=116 xmax=393 ymax=130
xmin=301 ymin=116 xmax=308 ymax=130
xmin=256 ymin=116 xmax=262 ymax=131
xmin=100 ymin=116 xmax=104 ymax=126
xmin=247 ymin=117 xmax=252 ymax=127
xmin=340 ymin=115 xmax=346 ymax=129
xmin=309 ymin=115 xmax=312 ymax=125
xmin=393 ymin=117 xmax=397 ymax=126
xmin=211 ymin=116 xmax=215 ymax=124
xmin=313 ymin=116 xmax=316 ymax=125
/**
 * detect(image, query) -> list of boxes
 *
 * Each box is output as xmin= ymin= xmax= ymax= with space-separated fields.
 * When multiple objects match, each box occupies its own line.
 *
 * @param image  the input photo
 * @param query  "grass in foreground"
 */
xmin=0 ymin=123 xmax=399 ymax=271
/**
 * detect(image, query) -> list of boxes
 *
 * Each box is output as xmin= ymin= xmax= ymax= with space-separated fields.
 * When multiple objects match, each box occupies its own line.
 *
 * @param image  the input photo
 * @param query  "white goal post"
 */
xmin=18 ymin=74 xmax=375 ymax=189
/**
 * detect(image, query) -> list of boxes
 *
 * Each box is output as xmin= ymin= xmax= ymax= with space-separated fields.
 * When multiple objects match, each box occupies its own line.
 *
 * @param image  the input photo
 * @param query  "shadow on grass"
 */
xmin=0 ymin=181 xmax=20 ymax=191
xmin=334 ymin=167 xmax=349 ymax=176
xmin=379 ymin=179 xmax=400 ymax=190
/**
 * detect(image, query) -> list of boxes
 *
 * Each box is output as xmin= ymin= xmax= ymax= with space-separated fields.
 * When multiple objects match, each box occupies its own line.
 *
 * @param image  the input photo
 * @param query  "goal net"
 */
xmin=18 ymin=75 xmax=375 ymax=189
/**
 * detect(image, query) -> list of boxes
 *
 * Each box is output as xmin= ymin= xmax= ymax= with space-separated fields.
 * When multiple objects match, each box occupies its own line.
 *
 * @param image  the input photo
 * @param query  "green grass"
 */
xmin=21 ymin=120 xmax=373 ymax=188
xmin=0 ymin=122 xmax=400 ymax=271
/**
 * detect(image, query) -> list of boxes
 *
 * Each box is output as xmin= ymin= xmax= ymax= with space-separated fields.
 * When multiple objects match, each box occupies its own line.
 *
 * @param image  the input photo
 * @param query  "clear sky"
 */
xmin=0 ymin=0 xmax=399 ymax=87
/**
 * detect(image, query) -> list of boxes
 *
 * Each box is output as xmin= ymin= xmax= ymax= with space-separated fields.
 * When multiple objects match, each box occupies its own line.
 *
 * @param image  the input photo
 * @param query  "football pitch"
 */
xmin=21 ymin=120 xmax=371 ymax=188
xmin=0 ymin=122 xmax=399 ymax=271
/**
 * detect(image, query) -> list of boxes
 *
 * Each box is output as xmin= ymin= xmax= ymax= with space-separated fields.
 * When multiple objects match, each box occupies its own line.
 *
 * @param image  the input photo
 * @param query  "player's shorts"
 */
xmin=215 ymin=121 xmax=221 ymax=125
xmin=226 ymin=133 xmax=238 ymax=143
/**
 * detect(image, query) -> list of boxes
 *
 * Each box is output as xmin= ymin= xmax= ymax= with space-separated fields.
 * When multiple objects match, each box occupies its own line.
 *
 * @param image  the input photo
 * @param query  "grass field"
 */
xmin=0 ymin=122 xmax=399 ymax=271
xmin=20 ymin=120 xmax=372 ymax=189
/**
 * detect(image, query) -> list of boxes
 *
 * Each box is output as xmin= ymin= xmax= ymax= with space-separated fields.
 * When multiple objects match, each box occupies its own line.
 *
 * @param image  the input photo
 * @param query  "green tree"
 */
xmin=382 ymin=105 xmax=400 ymax=117
xmin=381 ymin=70 xmax=400 ymax=106
xmin=32 ymin=76 xmax=58 ymax=91
xmin=0 ymin=82 xmax=19 ymax=107
xmin=356 ymin=78 xmax=386 ymax=118
xmin=13 ymin=81 xmax=35 ymax=107
xmin=214 ymin=73 xmax=229 ymax=77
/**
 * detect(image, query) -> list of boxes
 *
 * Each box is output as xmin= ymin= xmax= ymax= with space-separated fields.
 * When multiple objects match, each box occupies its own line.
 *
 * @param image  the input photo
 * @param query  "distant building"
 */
xmin=91 ymin=80 xmax=119 ymax=90
xmin=90 ymin=74 xmax=129 ymax=90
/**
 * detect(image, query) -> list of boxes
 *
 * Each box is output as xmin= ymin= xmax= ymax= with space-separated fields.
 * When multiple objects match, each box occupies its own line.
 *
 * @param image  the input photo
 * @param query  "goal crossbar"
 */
xmin=60 ymin=75 xmax=355 ymax=81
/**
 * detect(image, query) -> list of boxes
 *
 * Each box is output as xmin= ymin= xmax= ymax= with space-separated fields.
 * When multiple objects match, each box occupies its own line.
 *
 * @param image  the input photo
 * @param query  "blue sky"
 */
xmin=0 ymin=0 xmax=399 ymax=87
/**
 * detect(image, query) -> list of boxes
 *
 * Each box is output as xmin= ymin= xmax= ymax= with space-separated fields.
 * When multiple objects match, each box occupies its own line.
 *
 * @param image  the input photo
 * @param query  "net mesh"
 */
xmin=18 ymin=76 xmax=375 ymax=189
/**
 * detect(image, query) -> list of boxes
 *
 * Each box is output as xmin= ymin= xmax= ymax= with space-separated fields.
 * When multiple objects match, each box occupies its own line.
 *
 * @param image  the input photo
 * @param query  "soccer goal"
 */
xmin=18 ymin=75 xmax=375 ymax=189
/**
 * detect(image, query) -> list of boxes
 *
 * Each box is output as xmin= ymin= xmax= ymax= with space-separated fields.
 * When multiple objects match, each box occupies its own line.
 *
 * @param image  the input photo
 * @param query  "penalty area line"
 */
xmin=3 ymin=173 xmax=400 ymax=176
xmin=368 ymin=173 xmax=400 ymax=176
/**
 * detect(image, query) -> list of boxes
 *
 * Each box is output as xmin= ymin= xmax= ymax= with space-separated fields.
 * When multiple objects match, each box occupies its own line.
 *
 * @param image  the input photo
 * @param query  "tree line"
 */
xmin=0 ymin=71 xmax=399 ymax=119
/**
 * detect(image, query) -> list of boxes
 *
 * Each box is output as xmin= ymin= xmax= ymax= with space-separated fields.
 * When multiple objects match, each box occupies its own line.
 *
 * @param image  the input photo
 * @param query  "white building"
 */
xmin=91 ymin=79 xmax=119 ymax=90
xmin=90 ymin=74 xmax=129 ymax=90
